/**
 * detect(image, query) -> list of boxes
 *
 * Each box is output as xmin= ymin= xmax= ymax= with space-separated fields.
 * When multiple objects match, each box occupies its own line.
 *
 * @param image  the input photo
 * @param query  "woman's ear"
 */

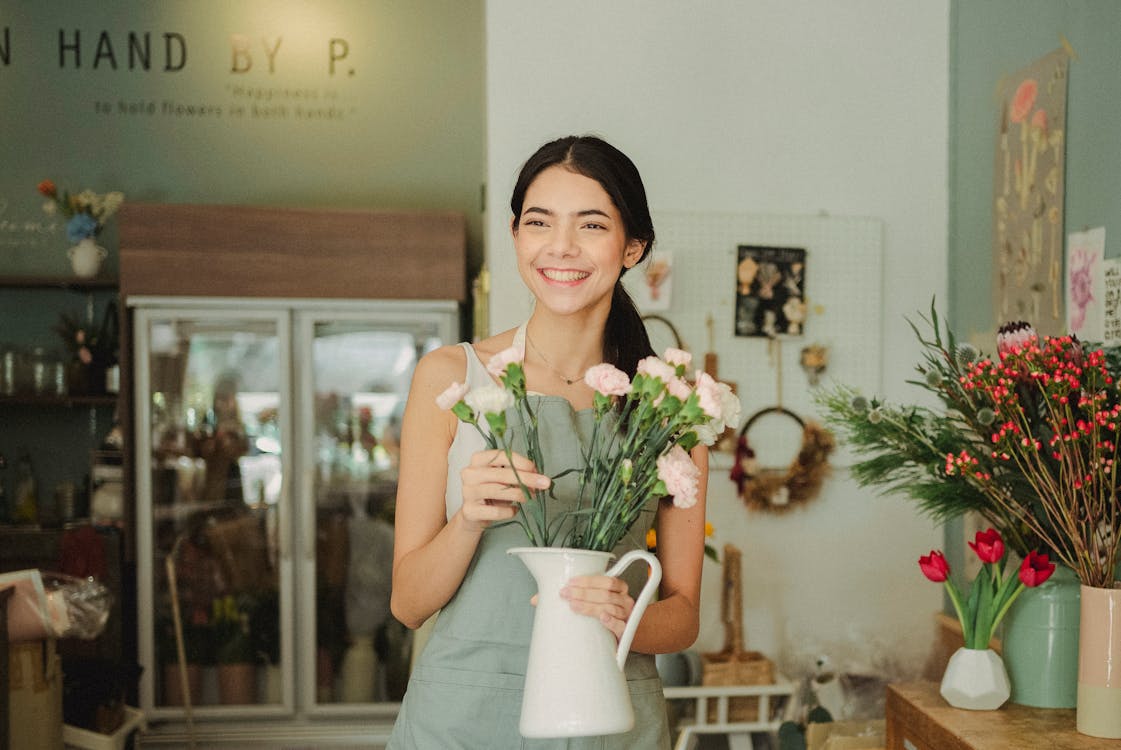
xmin=623 ymin=239 xmax=647 ymax=269
xmin=510 ymin=215 xmax=519 ymax=238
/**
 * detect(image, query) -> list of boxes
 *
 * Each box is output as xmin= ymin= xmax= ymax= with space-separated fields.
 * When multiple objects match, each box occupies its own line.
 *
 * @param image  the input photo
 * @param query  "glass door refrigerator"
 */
xmin=132 ymin=296 xmax=458 ymax=742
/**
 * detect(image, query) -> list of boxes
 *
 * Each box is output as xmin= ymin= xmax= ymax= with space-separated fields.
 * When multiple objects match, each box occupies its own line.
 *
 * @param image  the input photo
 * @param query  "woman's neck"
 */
xmin=524 ymin=310 xmax=606 ymax=386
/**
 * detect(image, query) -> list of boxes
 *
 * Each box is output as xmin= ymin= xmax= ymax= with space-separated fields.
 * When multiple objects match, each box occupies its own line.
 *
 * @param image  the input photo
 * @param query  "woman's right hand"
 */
xmin=458 ymin=449 xmax=550 ymax=532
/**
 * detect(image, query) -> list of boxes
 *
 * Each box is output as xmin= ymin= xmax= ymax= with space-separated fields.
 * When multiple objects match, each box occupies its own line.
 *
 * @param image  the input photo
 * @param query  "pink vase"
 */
xmin=1077 ymin=583 xmax=1121 ymax=738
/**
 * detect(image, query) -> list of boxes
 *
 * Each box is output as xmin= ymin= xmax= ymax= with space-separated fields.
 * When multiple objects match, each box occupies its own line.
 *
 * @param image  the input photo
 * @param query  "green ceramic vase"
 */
xmin=1002 ymin=564 xmax=1080 ymax=708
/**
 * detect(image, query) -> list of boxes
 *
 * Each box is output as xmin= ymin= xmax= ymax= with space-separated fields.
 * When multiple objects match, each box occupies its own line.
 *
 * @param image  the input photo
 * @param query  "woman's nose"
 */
xmin=546 ymin=225 xmax=578 ymax=256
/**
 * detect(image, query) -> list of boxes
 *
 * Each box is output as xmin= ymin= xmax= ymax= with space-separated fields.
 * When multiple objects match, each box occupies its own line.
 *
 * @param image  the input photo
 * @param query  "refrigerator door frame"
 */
xmin=131 ymin=296 xmax=459 ymax=724
xmin=293 ymin=302 xmax=458 ymax=718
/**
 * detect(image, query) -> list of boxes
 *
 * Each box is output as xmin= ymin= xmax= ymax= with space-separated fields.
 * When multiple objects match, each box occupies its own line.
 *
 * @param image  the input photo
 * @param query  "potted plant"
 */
xmin=53 ymin=300 xmax=119 ymax=395
xmin=212 ymin=594 xmax=256 ymax=705
xmin=817 ymin=304 xmax=1121 ymax=726
xmin=157 ymin=610 xmax=211 ymax=707
xmin=36 ymin=179 xmax=124 ymax=278
xmin=248 ymin=588 xmax=281 ymax=703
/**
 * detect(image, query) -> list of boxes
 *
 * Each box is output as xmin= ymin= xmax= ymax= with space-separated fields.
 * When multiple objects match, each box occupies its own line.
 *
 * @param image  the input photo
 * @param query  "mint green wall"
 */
xmin=947 ymin=0 xmax=1121 ymax=579
xmin=0 ymin=1 xmax=483 ymax=510
xmin=0 ymin=1 xmax=485 ymax=277
xmin=949 ymin=1 xmax=1121 ymax=337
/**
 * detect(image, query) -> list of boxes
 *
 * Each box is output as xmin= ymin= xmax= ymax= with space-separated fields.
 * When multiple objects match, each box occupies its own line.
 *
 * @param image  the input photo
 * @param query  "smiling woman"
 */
xmin=388 ymin=135 xmax=706 ymax=749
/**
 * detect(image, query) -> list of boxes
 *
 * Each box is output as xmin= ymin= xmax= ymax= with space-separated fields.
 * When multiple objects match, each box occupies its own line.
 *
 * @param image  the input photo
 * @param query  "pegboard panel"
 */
xmin=624 ymin=211 xmax=883 ymax=430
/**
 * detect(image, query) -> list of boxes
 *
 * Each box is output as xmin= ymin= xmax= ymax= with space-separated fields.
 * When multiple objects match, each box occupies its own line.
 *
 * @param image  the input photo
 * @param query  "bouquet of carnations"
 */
xmin=438 ymin=346 xmax=740 ymax=551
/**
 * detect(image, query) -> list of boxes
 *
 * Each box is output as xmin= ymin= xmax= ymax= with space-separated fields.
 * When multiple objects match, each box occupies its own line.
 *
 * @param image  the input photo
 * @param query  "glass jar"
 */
xmin=1 ymin=346 xmax=19 ymax=396
xmin=29 ymin=347 xmax=50 ymax=395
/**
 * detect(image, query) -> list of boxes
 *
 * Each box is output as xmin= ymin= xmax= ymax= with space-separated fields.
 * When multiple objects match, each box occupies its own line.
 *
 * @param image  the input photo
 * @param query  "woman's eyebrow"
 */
xmin=522 ymin=206 xmax=611 ymax=218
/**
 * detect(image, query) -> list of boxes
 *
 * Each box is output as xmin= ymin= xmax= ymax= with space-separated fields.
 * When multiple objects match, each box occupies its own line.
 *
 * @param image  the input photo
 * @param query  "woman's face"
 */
xmin=512 ymin=165 xmax=645 ymax=318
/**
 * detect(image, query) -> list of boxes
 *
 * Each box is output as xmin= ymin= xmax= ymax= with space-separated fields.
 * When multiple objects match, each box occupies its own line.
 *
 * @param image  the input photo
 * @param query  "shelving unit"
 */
xmin=0 ymin=395 xmax=118 ymax=408
xmin=0 ymin=274 xmax=121 ymax=520
xmin=0 ymin=275 xmax=118 ymax=290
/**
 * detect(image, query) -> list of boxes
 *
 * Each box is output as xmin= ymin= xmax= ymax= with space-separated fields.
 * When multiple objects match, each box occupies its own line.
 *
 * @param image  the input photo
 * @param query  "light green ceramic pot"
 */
xmin=1002 ymin=564 xmax=1080 ymax=708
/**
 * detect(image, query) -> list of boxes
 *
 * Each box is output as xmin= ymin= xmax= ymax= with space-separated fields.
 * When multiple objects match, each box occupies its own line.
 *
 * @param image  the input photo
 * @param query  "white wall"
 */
xmin=484 ymin=0 xmax=949 ymax=680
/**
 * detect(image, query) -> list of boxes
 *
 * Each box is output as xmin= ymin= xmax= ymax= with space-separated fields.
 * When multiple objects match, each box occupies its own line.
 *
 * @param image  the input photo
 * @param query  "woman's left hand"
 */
xmin=560 ymin=575 xmax=635 ymax=641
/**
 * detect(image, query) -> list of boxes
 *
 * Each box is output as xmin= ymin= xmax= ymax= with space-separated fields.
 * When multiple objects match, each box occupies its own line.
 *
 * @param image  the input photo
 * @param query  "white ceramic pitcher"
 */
xmin=509 ymin=546 xmax=662 ymax=738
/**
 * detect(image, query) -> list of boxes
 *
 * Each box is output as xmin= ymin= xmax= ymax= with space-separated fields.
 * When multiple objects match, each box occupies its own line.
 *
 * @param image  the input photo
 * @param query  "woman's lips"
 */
xmin=539 ymin=268 xmax=591 ymax=284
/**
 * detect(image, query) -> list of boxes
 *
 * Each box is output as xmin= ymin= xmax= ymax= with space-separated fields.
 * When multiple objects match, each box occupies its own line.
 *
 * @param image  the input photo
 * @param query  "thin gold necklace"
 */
xmin=526 ymin=333 xmax=585 ymax=386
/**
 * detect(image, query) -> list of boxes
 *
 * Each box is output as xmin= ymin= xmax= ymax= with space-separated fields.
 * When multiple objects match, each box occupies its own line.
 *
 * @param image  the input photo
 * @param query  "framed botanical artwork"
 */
xmin=734 ymin=245 xmax=807 ymax=337
xmin=992 ymin=47 xmax=1070 ymax=334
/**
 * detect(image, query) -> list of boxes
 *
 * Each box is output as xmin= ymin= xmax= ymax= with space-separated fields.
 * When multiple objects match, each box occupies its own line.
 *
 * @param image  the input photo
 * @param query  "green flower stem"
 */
xmin=987 ymin=581 xmax=1026 ymax=644
xmin=972 ymin=562 xmax=997 ymax=650
xmin=943 ymin=579 xmax=972 ymax=649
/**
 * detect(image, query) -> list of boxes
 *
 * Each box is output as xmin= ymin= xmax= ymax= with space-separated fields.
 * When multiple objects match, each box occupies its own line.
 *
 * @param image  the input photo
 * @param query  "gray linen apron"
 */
xmin=388 ymin=340 xmax=670 ymax=749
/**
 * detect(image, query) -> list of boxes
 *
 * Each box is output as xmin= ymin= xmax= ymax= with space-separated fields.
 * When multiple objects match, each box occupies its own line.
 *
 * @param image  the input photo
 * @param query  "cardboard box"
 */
xmin=806 ymin=719 xmax=886 ymax=750
xmin=9 ymin=638 xmax=64 ymax=750
xmin=63 ymin=706 xmax=145 ymax=750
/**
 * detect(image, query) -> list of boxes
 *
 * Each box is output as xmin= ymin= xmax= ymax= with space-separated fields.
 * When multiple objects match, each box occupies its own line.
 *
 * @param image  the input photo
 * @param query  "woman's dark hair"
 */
xmin=510 ymin=135 xmax=655 ymax=376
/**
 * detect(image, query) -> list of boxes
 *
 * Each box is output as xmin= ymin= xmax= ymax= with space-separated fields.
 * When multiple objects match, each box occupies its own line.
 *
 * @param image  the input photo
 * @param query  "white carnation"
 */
xmin=464 ymin=384 xmax=514 ymax=415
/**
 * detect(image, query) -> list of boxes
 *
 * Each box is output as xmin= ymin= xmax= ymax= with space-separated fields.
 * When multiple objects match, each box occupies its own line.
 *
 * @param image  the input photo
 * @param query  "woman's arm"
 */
xmin=631 ymin=443 xmax=708 ymax=654
xmin=561 ymin=445 xmax=709 ymax=654
xmin=390 ymin=346 xmax=478 ymax=629
xmin=390 ymin=346 xmax=550 ymax=629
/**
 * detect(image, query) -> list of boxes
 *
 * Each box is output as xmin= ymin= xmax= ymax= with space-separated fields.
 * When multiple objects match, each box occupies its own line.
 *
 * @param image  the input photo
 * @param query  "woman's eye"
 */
xmin=522 ymin=219 xmax=546 ymax=227
xmin=583 ymin=222 xmax=606 ymax=231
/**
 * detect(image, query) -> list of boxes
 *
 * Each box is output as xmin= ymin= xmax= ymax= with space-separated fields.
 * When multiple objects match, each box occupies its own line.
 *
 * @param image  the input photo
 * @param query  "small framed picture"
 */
xmin=628 ymin=251 xmax=674 ymax=312
xmin=734 ymin=245 xmax=807 ymax=337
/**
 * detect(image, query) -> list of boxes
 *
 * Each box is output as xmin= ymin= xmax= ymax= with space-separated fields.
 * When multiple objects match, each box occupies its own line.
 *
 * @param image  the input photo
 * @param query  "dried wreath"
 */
xmin=730 ymin=407 xmax=834 ymax=513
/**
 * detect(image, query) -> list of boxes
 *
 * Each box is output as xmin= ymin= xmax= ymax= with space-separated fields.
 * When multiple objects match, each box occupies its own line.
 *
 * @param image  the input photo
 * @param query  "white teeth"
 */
xmin=542 ymin=269 xmax=589 ymax=282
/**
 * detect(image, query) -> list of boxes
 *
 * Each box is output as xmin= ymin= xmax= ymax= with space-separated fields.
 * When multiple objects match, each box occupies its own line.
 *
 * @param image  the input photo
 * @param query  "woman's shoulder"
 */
xmin=468 ymin=327 xmax=519 ymax=363
xmin=413 ymin=328 xmax=518 ymax=392
xmin=413 ymin=343 xmax=469 ymax=389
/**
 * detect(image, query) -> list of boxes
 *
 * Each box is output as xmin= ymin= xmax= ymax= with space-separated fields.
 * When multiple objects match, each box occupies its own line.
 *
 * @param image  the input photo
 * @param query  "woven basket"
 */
xmin=701 ymin=544 xmax=775 ymax=722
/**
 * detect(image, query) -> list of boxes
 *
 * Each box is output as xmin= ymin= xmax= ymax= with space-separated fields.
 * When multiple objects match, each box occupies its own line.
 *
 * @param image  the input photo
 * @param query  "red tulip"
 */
xmin=1019 ymin=551 xmax=1055 ymax=587
xmin=968 ymin=528 xmax=1005 ymax=564
xmin=918 ymin=550 xmax=950 ymax=582
xmin=37 ymin=179 xmax=57 ymax=197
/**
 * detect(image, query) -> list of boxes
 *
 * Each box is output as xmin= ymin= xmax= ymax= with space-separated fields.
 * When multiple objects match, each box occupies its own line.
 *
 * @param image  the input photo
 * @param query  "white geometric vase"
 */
xmin=940 ymin=647 xmax=1011 ymax=710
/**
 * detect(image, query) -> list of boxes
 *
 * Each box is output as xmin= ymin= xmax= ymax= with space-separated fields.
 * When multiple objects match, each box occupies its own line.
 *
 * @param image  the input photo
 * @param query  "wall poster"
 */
xmin=1066 ymin=227 xmax=1106 ymax=342
xmin=734 ymin=244 xmax=806 ymax=338
xmin=1103 ymin=258 xmax=1121 ymax=348
xmin=992 ymin=47 xmax=1070 ymax=335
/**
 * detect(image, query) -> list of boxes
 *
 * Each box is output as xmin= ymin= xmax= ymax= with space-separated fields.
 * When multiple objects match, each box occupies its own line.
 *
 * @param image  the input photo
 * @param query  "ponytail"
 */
xmin=604 ymin=280 xmax=654 ymax=377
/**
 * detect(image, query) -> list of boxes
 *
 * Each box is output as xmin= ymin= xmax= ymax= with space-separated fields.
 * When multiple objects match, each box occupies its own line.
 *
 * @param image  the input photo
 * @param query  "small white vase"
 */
xmin=68 ymin=237 xmax=107 ymax=278
xmin=509 ymin=546 xmax=661 ymax=738
xmin=940 ymin=647 xmax=1010 ymax=710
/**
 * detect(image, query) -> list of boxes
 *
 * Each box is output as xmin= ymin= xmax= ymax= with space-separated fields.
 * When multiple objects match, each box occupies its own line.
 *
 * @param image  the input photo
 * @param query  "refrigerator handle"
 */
xmin=302 ymin=470 xmax=317 ymax=562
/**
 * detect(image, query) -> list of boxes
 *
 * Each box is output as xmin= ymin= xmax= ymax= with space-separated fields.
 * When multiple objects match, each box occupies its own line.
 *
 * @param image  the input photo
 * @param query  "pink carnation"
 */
xmin=667 ymin=377 xmax=692 ymax=402
xmin=693 ymin=371 xmax=723 ymax=419
xmin=487 ymin=346 xmax=523 ymax=378
xmin=657 ymin=445 xmax=700 ymax=508
xmin=636 ymin=356 xmax=677 ymax=383
xmin=584 ymin=363 xmax=631 ymax=396
xmin=435 ymin=381 xmax=469 ymax=410
xmin=663 ymin=347 xmax=692 ymax=369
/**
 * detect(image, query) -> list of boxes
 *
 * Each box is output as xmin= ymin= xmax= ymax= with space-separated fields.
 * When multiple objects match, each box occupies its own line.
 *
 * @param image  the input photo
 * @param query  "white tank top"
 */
xmin=442 ymin=324 xmax=527 ymax=520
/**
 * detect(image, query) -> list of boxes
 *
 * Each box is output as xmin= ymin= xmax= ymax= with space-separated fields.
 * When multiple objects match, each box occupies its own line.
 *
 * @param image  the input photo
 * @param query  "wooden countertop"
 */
xmin=885 ymin=682 xmax=1117 ymax=750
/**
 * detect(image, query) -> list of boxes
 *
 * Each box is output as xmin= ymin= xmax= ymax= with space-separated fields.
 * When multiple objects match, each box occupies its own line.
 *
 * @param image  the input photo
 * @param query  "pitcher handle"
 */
xmin=604 ymin=549 xmax=661 ymax=671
